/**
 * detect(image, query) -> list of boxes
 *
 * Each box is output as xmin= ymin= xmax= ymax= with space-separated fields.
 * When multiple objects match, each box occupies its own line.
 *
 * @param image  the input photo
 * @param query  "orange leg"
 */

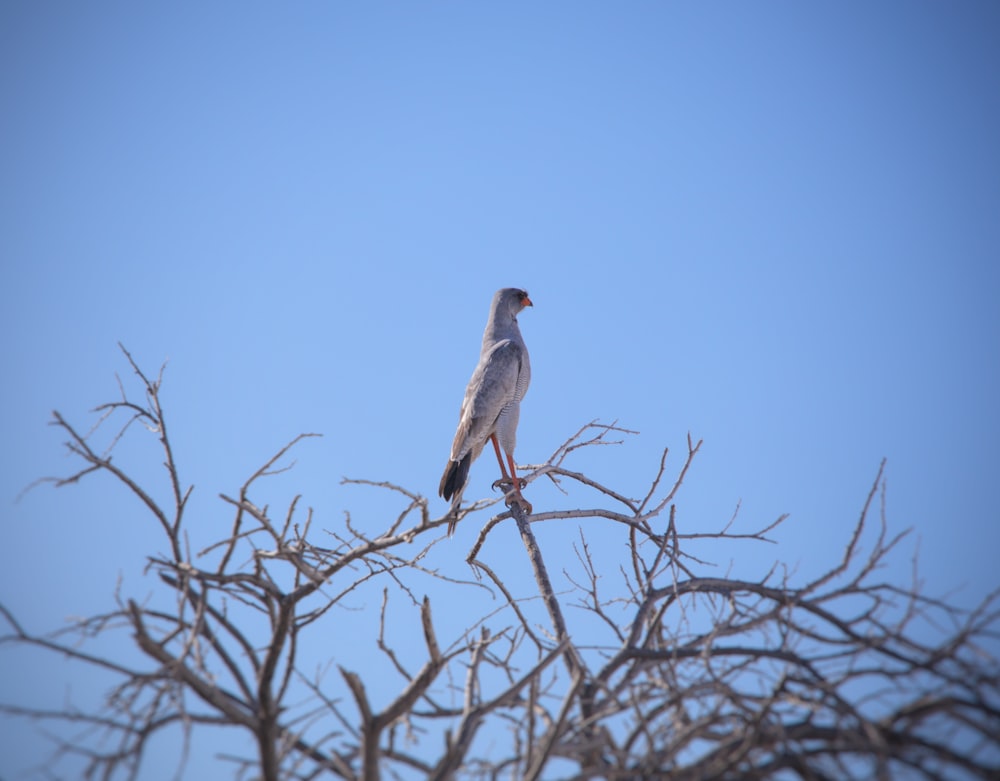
xmin=490 ymin=434 xmax=531 ymax=511
xmin=490 ymin=434 xmax=512 ymax=482
xmin=505 ymin=451 xmax=523 ymax=490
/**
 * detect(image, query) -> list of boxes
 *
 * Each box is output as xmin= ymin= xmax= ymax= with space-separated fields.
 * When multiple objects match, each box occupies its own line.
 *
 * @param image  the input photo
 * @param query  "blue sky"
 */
xmin=2 ymin=2 xmax=999 ymax=777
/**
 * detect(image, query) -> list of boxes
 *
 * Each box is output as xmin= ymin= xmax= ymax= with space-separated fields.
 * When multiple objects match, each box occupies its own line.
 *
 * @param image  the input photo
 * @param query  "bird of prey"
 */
xmin=439 ymin=287 xmax=533 ymax=534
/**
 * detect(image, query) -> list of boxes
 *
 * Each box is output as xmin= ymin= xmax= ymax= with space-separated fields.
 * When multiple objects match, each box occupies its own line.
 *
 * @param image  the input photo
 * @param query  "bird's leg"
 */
xmin=503 ymin=450 xmax=532 ymax=513
xmin=489 ymin=434 xmax=512 ymax=485
xmin=504 ymin=451 xmax=527 ymax=493
xmin=489 ymin=434 xmax=531 ymax=512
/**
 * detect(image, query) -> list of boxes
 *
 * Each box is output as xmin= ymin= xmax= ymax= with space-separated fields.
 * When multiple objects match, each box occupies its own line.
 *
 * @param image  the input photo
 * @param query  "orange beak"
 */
xmin=523 ymin=295 xmax=533 ymax=307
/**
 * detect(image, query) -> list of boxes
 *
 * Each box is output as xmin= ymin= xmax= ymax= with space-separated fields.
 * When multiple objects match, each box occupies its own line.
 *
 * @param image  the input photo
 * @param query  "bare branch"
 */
xmin=5 ymin=357 xmax=997 ymax=781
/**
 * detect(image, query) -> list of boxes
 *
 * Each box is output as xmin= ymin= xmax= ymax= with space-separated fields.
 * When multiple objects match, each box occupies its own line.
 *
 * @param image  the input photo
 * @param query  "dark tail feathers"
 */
xmin=439 ymin=453 xmax=471 ymax=503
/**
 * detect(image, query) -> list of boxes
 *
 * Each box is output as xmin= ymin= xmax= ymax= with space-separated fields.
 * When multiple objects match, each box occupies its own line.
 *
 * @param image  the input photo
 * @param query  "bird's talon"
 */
xmin=494 ymin=477 xmax=527 ymax=491
xmin=504 ymin=493 xmax=533 ymax=514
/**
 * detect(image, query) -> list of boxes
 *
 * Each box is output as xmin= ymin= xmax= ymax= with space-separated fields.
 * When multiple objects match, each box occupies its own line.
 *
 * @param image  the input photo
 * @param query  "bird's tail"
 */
xmin=440 ymin=454 xmax=471 ymax=536
xmin=439 ymin=453 xmax=471 ymax=503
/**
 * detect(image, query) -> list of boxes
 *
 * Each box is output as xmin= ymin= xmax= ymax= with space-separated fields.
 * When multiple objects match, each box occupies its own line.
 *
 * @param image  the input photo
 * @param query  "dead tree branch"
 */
xmin=2 ymin=350 xmax=997 ymax=781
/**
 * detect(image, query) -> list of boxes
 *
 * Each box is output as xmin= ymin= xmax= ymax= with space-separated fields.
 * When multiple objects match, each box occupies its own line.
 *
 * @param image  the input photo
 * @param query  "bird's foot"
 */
xmin=492 ymin=478 xmax=532 ymax=513
xmin=491 ymin=476 xmax=528 ymax=492
xmin=505 ymin=492 xmax=533 ymax=514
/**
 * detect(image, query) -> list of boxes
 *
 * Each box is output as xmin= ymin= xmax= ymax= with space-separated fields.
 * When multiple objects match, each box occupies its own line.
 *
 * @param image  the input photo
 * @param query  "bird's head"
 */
xmin=495 ymin=287 xmax=533 ymax=318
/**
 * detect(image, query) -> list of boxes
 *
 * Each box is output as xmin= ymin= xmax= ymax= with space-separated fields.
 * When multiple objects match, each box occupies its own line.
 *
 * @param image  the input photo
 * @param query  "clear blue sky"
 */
xmin=2 ymin=2 xmax=998 ymax=777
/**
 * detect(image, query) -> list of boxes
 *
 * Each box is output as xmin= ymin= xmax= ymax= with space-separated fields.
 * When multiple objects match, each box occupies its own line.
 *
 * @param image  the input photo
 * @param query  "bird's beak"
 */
xmin=523 ymin=296 xmax=533 ymax=307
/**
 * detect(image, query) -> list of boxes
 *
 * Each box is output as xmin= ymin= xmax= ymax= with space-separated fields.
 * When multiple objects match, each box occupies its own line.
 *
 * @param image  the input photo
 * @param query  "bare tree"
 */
xmin=2 ymin=346 xmax=998 ymax=781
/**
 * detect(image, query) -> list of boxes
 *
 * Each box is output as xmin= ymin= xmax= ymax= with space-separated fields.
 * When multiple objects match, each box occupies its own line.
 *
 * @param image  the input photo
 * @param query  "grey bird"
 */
xmin=439 ymin=288 xmax=533 ymax=534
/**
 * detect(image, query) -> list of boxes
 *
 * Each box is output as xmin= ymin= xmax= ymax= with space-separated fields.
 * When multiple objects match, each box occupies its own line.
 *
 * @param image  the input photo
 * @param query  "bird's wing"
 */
xmin=449 ymin=339 xmax=526 ymax=461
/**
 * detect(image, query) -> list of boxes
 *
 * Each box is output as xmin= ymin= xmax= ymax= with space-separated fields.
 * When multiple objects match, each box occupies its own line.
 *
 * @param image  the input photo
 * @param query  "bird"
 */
xmin=439 ymin=287 xmax=533 ymax=534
